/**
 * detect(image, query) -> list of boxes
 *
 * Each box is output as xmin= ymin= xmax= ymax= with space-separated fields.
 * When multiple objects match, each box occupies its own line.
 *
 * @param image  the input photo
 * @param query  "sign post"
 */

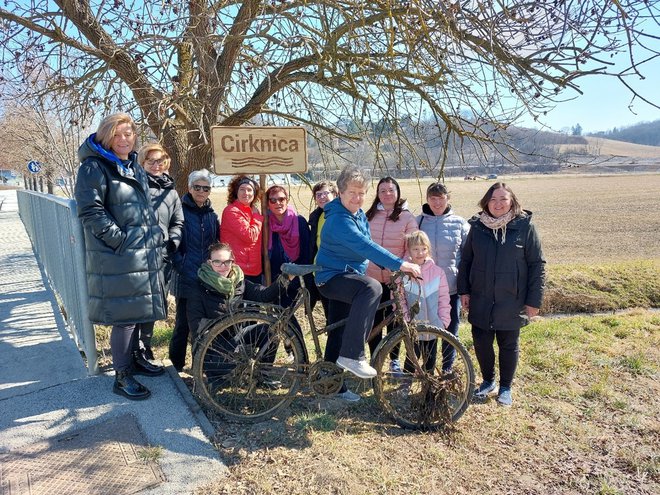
xmin=210 ymin=126 xmax=308 ymax=285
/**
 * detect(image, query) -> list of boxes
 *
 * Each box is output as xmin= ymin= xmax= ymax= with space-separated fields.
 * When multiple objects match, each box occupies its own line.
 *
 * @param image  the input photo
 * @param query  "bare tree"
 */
xmin=1 ymin=1 xmax=658 ymax=189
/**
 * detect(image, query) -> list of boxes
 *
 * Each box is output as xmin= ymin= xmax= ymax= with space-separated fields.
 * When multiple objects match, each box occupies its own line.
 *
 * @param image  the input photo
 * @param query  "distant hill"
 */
xmin=557 ymin=136 xmax=660 ymax=159
xmin=590 ymin=119 xmax=660 ymax=147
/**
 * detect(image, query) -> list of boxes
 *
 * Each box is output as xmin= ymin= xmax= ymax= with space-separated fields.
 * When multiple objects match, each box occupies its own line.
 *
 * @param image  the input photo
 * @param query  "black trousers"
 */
xmin=169 ymin=297 xmax=189 ymax=370
xmin=111 ymin=323 xmax=137 ymax=372
xmin=471 ymin=326 xmax=520 ymax=389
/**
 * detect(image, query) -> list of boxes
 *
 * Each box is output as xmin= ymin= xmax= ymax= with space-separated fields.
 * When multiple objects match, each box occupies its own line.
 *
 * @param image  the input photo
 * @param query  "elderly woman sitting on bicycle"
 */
xmin=315 ymin=165 xmax=421 ymax=379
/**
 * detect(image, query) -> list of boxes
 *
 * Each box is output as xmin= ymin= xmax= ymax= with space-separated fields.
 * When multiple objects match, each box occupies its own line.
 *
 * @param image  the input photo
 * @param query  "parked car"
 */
xmin=486 ymin=173 xmax=498 ymax=179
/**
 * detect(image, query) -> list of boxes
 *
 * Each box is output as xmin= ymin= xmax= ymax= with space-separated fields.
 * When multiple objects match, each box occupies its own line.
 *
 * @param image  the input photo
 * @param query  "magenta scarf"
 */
xmin=269 ymin=206 xmax=300 ymax=261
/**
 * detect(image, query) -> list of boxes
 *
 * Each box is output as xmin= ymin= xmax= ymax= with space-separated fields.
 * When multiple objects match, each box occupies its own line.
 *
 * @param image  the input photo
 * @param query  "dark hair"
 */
xmin=227 ymin=175 xmax=260 ymax=206
xmin=366 ymin=177 xmax=405 ymax=222
xmin=426 ymin=182 xmax=449 ymax=197
xmin=478 ymin=182 xmax=523 ymax=216
xmin=312 ymin=180 xmax=338 ymax=196
xmin=207 ymin=242 xmax=233 ymax=259
xmin=266 ymin=185 xmax=289 ymax=201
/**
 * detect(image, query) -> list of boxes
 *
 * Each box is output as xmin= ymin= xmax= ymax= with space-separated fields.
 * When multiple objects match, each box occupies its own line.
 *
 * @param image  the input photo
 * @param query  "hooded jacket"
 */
xmin=457 ymin=211 xmax=546 ymax=331
xmin=416 ymin=204 xmax=470 ymax=295
xmin=220 ymin=200 xmax=264 ymax=276
xmin=74 ymin=134 xmax=166 ymax=324
xmin=366 ymin=203 xmax=418 ymax=283
xmin=147 ymin=172 xmax=184 ymax=255
xmin=314 ymin=197 xmax=403 ymax=285
xmin=171 ymin=193 xmax=220 ymax=297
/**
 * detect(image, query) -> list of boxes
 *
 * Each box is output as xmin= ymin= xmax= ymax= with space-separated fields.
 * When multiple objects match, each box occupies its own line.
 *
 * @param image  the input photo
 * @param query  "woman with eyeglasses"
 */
xmin=75 ymin=113 xmax=167 ymax=400
xmin=186 ymin=242 xmax=288 ymax=345
xmin=220 ymin=175 xmax=264 ymax=284
xmin=169 ymin=169 xmax=220 ymax=371
xmin=265 ymin=185 xmax=311 ymax=306
xmin=127 ymin=143 xmax=184 ymax=368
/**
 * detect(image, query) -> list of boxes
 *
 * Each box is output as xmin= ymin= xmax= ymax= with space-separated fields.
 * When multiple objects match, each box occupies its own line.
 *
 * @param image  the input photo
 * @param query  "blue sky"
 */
xmin=519 ymin=43 xmax=660 ymax=135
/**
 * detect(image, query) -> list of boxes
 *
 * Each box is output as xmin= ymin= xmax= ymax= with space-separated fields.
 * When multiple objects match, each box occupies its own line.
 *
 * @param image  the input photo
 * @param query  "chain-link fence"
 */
xmin=17 ymin=190 xmax=98 ymax=374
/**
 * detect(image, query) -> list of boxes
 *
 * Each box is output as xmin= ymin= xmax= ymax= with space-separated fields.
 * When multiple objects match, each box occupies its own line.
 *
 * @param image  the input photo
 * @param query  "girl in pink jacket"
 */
xmin=401 ymin=230 xmax=451 ymax=372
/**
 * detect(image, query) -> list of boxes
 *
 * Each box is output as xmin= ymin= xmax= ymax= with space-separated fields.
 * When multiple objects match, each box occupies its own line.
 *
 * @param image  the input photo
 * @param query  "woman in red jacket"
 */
xmin=220 ymin=175 xmax=264 ymax=283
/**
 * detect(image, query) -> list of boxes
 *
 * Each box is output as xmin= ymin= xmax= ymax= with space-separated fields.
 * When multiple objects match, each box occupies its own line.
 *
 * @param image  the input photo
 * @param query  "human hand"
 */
xmin=460 ymin=294 xmax=470 ymax=311
xmin=525 ymin=306 xmax=540 ymax=319
xmin=400 ymin=261 xmax=421 ymax=279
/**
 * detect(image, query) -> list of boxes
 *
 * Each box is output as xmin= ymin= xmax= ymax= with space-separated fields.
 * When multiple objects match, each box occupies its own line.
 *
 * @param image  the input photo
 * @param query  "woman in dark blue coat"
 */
xmin=169 ymin=169 xmax=220 ymax=371
xmin=457 ymin=182 xmax=546 ymax=406
xmin=75 ymin=113 xmax=166 ymax=400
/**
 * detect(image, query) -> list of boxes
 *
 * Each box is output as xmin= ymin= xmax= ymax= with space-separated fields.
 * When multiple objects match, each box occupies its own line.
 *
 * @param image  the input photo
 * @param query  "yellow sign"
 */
xmin=211 ymin=126 xmax=308 ymax=174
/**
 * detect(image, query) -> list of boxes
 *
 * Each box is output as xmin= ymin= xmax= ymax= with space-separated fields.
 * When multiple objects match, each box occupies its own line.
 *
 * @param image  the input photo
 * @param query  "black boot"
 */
xmin=113 ymin=370 xmax=151 ymax=400
xmin=142 ymin=346 xmax=155 ymax=361
xmin=132 ymin=350 xmax=165 ymax=376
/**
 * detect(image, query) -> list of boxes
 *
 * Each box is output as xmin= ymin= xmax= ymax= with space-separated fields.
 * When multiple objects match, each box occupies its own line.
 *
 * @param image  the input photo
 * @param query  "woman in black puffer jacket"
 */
xmin=131 ymin=143 xmax=184 ymax=364
xmin=168 ymin=169 xmax=220 ymax=371
xmin=75 ymin=113 xmax=167 ymax=401
xmin=457 ymin=182 xmax=545 ymax=407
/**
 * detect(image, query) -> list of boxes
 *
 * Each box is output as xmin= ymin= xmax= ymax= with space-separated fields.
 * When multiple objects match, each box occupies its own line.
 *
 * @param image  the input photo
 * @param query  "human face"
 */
xmin=314 ymin=187 xmax=334 ymax=208
xmin=237 ymin=183 xmax=255 ymax=206
xmin=377 ymin=181 xmax=398 ymax=209
xmin=208 ymin=249 xmax=234 ymax=277
xmin=144 ymin=151 xmax=166 ymax=176
xmin=111 ymin=123 xmax=136 ymax=160
xmin=189 ymin=181 xmax=211 ymax=207
xmin=409 ymin=244 xmax=429 ymax=265
xmin=268 ymin=191 xmax=288 ymax=220
xmin=487 ymin=187 xmax=512 ymax=218
xmin=427 ymin=193 xmax=449 ymax=216
xmin=339 ymin=182 xmax=366 ymax=215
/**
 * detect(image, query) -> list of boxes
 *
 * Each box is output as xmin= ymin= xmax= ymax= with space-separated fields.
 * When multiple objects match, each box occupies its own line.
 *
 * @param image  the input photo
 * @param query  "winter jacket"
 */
xmin=146 ymin=172 xmax=184 ymax=256
xmin=308 ymin=206 xmax=324 ymax=260
xmin=268 ymin=214 xmax=312 ymax=279
xmin=366 ymin=204 xmax=418 ymax=283
xmin=401 ymin=258 xmax=452 ymax=339
xmin=457 ymin=211 xmax=546 ymax=331
xmin=170 ymin=194 xmax=220 ymax=297
xmin=187 ymin=273 xmax=286 ymax=336
xmin=417 ymin=204 xmax=470 ymax=295
xmin=220 ymin=200 xmax=264 ymax=276
xmin=74 ymin=134 xmax=166 ymax=324
xmin=315 ymin=197 xmax=403 ymax=285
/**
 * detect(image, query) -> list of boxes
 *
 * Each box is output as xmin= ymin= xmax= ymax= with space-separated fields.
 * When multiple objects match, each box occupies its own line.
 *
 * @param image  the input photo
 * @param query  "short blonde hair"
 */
xmin=95 ymin=113 xmax=138 ymax=151
xmin=405 ymin=230 xmax=431 ymax=253
xmin=137 ymin=142 xmax=166 ymax=167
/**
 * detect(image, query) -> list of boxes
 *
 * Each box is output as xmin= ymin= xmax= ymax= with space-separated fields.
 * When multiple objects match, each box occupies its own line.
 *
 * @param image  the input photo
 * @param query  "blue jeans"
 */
xmin=318 ymin=273 xmax=382 ymax=361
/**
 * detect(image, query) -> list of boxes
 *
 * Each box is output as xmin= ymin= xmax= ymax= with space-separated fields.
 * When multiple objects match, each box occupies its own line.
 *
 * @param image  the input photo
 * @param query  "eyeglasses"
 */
xmin=210 ymin=259 xmax=234 ymax=268
xmin=315 ymin=191 xmax=331 ymax=199
xmin=145 ymin=159 xmax=165 ymax=166
xmin=192 ymin=185 xmax=211 ymax=192
xmin=269 ymin=197 xmax=287 ymax=204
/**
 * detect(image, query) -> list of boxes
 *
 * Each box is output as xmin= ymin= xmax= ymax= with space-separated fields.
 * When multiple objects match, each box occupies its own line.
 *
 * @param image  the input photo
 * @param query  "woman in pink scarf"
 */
xmin=265 ymin=185 xmax=312 ymax=307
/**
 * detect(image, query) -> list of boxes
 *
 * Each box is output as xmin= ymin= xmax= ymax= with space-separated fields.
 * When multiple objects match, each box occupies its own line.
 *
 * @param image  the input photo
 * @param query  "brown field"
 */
xmin=209 ymin=172 xmax=660 ymax=265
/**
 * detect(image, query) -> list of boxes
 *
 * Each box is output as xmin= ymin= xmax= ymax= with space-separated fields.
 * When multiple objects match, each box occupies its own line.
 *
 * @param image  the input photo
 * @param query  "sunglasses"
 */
xmin=268 ymin=197 xmax=287 ymax=204
xmin=210 ymin=259 xmax=234 ymax=268
xmin=192 ymin=185 xmax=211 ymax=192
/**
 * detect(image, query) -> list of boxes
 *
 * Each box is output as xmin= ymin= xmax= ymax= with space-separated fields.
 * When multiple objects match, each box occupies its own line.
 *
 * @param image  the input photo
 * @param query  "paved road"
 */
xmin=0 ymin=189 xmax=226 ymax=494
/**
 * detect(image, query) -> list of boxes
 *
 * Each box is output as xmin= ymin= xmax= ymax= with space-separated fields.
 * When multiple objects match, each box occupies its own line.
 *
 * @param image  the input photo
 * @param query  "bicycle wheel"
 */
xmin=192 ymin=310 xmax=307 ymax=422
xmin=372 ymin=324 xmax=475 ymax=430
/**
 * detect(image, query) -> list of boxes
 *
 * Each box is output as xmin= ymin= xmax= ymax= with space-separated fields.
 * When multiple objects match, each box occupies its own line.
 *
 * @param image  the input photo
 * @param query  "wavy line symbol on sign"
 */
xmin=231 ymin=157 xmax=294 ymax=168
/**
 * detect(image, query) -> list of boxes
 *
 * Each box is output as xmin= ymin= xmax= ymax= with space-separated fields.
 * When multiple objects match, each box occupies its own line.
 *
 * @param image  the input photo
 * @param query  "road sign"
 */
xmin=27 ymin=160 xmax=42 ymax=174
xmin=210 ymin=126 xmax=308 ymax=175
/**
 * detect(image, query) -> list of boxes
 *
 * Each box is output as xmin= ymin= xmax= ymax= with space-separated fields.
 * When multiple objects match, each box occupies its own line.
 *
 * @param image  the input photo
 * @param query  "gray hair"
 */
xmin=188 ymin=169 xmax=212 ymax=187
xmin=336 ymin=165 xmax=370 ymax=193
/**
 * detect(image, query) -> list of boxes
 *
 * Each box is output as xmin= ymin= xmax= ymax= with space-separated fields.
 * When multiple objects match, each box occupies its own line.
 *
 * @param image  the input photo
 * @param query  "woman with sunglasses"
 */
xmin=220 ymin=175 xmax=263 ymax=283
xmin=169 ymin=169 xmax=220 ymax=371
xmin=265 ymin=185 xmax=312 ymax=306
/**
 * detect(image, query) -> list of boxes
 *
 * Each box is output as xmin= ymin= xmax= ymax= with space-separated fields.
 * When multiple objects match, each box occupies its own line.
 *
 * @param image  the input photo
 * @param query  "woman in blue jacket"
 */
xmin=315 ymin=165 xmax=420 ymax=380
xmin=458 ymin=183 xmax=545 ymax=406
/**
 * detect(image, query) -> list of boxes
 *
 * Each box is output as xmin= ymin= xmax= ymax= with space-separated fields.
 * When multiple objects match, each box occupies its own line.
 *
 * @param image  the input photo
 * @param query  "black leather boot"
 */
xmin=132 ymin=350 xmax=165 ymax=376
xmin=113 ymin=370 xmax=151 ymax=400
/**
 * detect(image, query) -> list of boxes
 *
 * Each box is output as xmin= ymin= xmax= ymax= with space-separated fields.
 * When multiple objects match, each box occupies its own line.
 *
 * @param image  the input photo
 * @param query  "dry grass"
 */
xmin=191 ymin=173 xmax=660 ymax=495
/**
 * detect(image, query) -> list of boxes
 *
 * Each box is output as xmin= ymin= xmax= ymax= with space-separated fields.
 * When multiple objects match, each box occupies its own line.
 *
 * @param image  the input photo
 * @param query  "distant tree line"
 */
xmin=591 ymin=120 xmax=660 ymax=147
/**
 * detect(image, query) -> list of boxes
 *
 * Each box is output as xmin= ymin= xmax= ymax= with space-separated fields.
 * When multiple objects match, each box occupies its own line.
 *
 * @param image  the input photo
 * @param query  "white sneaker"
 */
xmin=336 ymin=356 xmax=377 ymax=379
xmin=337 ymin=389 xmax=361 ymax=402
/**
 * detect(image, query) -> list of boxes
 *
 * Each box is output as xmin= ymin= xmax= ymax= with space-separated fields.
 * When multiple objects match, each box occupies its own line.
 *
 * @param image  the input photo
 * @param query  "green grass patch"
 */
xmin=291 ymin=411 xmax=338 ymax=433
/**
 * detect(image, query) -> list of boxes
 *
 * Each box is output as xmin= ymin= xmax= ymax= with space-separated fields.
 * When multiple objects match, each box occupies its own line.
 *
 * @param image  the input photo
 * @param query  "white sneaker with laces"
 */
xmin=337 ymin=389 xmax=361 ymax=402
xmin=336 ymin=356 xmax=377 ymax=379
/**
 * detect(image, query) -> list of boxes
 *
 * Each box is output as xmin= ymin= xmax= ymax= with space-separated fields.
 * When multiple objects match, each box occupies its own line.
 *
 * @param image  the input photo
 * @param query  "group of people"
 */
xmin=74 ymin=112 xmax=546 ymax=408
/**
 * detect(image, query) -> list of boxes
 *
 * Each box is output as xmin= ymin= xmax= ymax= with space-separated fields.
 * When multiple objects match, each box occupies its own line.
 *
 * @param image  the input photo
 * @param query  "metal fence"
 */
xmin=17 ymin=190 xmax=98 ymax=375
